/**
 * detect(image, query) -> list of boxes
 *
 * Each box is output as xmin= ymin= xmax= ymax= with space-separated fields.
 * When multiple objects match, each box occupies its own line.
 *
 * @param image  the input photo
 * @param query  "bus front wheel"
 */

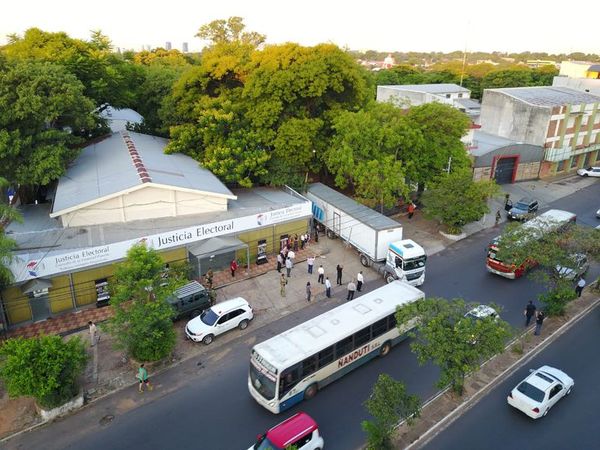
xmin=304 ymin=383 xmax=318 ymax=400
xmin=380 ymin=342 xmax=391 ymax=357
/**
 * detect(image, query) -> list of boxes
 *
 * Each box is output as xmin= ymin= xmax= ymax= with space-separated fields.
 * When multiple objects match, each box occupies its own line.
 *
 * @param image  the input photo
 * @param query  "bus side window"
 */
xmin=388 ymin=313 xmax=397 ymax=331
xmin=372 ymin=318 xmax=387 ymax=338
xmin=335 ymin=336 xmax=353 ymax=359
xmin=302 ymin=355 xmax=317 ymax=377
xmin=318 ymin=346 xmax=334 ymax=368
xmin=280 ymin=365 xmax=301 ymax=396
xmin=354 ymin=326 xmax=371 ymax=347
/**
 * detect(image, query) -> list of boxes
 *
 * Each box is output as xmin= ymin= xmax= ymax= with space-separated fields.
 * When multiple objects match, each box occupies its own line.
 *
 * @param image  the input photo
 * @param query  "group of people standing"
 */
xmin=300 ymin=259 xmax=365 ymax=303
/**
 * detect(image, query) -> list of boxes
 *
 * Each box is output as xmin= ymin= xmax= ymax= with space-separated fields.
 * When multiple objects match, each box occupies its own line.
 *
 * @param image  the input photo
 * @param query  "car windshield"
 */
xmin=514 ymin=202 xmax=529 ymax=210
xmin=403 ymin=256 xmax=427 ymax=271
xmin=200 ymin=308 xmax=219 ymax=326
xmin=517 ymin=381 xmax=545 ymax=402
xmin=249 ymin=363 xmax=277 ymax=401
xmin=254 ymin=436 xmax=282 ymax=450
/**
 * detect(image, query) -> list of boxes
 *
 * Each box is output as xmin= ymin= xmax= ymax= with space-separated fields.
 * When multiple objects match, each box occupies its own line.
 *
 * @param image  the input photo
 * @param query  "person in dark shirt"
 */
xmin=524 ymin=301 xmax=536 ymax=327
xmin=534 ymin=311 xmax=545 ymax=336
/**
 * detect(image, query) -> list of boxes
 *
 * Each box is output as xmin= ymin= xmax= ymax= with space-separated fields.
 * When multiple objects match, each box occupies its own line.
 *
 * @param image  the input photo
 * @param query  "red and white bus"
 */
xmin=486 ymin=209 xmax=576 ymax=279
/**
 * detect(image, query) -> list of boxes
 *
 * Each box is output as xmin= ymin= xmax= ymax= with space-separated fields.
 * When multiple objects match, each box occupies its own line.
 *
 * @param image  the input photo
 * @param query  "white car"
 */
xmin=185 ymin=297 xmax=253 ymax=344
xmin=507 ymin=366 xmax=574 ymax=419
xmin=465 ymin=304 xmax=499 ymax=321
xmin=577 ymin=166 xmax=600 ymax=177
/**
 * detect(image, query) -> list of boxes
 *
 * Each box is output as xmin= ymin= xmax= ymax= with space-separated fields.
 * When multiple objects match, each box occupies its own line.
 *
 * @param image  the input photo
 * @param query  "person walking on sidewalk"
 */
xmin=288 ymin=249 xmax=296 ymax=263
xmin=524 ymin=300 xmax=536 ymax=327
xmin=285 ymin=257 xmax=293 ymax=277
xmin=534 ymin=311 xmax=545 ymax=336
xmin=347 ymin=279 xmax=356 ymax=301
xmin=306 ymin=282 xmax=312 ymax=302
xmin=325 ymin=277 xmax=332 ymax=298
xmin=293 ymin=234 xmax=299 ymax=251
xmin=280 ymin=273 xmax=287 ymax=297
xmin=307 ymin=256 xmax=315 ymax=274
xmin=276 ymin=253 xmax=283 ymax=273
xmin=230 ymin=259 xmax=238 ymax=277
xmin=575 ymin=276 xmax=586 ymax=297
xmin=137 ymin=363 xmax=153 ymax=393
xmin=495 ymin=210 xmax=501 ymax=227
xmin=336 ymin=264 xmax=343 ymax=285
xmin=407 ymin=202 xmax=416 ymax=219
xmin=317 ymin=265 xmax=325 ymax=284
xmin=88 ymin=321 xmax=98 ymax=347
xmin=357 ymin=271 xmax=364 ymax=292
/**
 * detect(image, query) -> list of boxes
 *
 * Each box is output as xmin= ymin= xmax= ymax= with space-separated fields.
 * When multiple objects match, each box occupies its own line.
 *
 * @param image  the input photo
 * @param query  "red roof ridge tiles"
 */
xmin=121 ymin=131 xmax=152 ymax=184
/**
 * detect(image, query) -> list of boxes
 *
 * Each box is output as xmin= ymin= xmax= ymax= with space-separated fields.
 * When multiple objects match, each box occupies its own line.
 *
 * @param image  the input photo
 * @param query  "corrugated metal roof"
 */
xmin=379 ymin=83 xmax=470 ymax=94
xmin=455 ymin=98 xmax=481 ymax=109
xmin=306 ymin=183 xmax=401 ymax=231
xmin=52 ymin=131 xmax=235 ymax=214
xmin=489 ymin=86 xmax=600 ymax=107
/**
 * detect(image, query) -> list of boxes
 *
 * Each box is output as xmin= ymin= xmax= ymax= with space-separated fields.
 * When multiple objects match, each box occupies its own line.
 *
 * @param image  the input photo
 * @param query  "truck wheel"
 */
xmin=360 ymin=254 xmax=371 ymax=267
xmin=326 ymin=229 xmax=336 ymax=239
xmin=384 ymin=273 xmax=396 ymax=284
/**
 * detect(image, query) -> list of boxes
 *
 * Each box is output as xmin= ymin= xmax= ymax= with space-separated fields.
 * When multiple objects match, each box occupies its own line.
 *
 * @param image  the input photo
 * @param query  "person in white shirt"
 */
xmin=575 ymin=276 xmax=586 ymax=297
xmin=357 ymin=271 xmax=364 ymax=292
xmin=347 ymin=280 xmax=356 ymax=301
xmin=307 ymin=256 xmax=315 ymax=274
xmin=317 ymin=265 xmax=325 ymax=284
xmin=325 ymin=277 xmax=332 ymax=298
xmin=288 ymin=249 xmax=296 ymax=262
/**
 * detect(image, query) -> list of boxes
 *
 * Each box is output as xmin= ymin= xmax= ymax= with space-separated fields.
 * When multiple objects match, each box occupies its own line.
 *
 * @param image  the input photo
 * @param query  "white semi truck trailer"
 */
xmin=306 ymin=183 xmax=426 ymax=286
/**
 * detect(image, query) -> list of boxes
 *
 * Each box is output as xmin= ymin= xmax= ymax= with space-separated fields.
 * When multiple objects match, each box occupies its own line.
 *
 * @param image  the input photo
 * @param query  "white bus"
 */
xmin=248 ymin=281 xmax=424 ymax=414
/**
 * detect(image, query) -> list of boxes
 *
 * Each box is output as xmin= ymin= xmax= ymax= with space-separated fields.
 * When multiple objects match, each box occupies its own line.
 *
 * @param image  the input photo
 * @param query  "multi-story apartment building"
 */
xmin=480 ymin=86 xmax=600 ymax=178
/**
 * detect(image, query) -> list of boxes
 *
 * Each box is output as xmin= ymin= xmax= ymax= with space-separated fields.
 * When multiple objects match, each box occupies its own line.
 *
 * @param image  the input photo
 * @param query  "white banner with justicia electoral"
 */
xmin=10 ymin=201 xmax=312 ymax=283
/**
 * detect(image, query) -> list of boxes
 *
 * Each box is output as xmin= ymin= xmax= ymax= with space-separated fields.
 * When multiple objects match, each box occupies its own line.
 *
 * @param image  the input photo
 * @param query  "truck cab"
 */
xmin=384 ymin=239 xmax=427 ymax=286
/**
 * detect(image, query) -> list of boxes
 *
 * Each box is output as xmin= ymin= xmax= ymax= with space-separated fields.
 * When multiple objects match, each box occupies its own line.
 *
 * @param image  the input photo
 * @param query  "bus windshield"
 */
xmin=249 ymin=363 xmax=277 ymax=401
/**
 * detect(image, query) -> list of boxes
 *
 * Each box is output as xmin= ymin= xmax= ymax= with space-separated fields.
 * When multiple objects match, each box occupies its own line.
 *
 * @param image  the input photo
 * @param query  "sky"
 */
xmin=1 ymin=0 xmax=599 ymax=55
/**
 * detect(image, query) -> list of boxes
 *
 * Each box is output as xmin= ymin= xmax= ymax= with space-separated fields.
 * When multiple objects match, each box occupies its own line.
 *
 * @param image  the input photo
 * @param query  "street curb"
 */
xmin=403 ymin=295 xmax=600 ymax=450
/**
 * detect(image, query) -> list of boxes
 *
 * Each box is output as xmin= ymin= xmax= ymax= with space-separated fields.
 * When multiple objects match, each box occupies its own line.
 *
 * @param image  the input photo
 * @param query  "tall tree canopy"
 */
xmin=0 ymin=59 xmax=95 ymax=187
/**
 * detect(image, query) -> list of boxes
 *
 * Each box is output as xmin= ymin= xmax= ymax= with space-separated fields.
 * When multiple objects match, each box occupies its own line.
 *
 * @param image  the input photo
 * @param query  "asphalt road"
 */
xmin=423 ymin=302 xmax=600 ymax=450
xmin=6 ymin=181 xmax=600 ymax=450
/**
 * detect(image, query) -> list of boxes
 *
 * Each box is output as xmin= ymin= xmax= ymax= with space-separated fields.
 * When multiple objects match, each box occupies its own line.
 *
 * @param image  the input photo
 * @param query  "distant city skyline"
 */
xmin=1 ymin=0 xmax=599 ymax=55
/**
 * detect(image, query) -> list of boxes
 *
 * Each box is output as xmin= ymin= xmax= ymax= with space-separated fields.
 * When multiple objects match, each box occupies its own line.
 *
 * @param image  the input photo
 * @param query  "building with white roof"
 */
xmin=97 ymin=105 xmax=144 ymax=132
xmin=1 ymin=132 xmax=312 ymax=328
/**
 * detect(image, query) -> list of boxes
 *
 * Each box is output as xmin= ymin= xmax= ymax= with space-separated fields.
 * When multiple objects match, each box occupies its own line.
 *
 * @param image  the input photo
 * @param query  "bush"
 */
xmin=0 ymin=335 xmax=87 ymax=409
xmin=538 ymin=281 xmax=577 ymax=316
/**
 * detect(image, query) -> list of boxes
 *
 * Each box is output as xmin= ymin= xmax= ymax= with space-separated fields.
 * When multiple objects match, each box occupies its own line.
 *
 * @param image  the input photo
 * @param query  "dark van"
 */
xmin=167 ymin=281 xmax=212 ymax=320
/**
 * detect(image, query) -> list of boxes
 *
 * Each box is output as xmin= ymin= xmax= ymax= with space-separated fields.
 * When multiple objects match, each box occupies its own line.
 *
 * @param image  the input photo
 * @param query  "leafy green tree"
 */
xmin=0 ymin=177 xmax=22 ymax=287
xmin=480 ymin=68 xmax=533 ymax=91
xmin=105 ymin=244 xmax=184 ymax=361
xmin=421 ymin=171 xmax=500 ymax=234
xmin=403 ymin=102 xmax=472 ymax=190
xmin=362 ymin=373 xmax=421 ymax=450
xmin=326 ymin=102 xmax=422 ymax=189
xmin=0 ymin=335 xmax=87 ymax=408
xmin=0 ymin=59 xmax=95 ymax=189
xmin=396 ymin=298 xmax=512 ymax=395
xmin=2 ymin=28 xmax=142 ymax=107
xmin=196 ymin=16 xmax=266 ymax=47
xmin=494 ymin=223 xmax=599 ymax=315
xmin=354 ymin=156 xmax=409 ymax=213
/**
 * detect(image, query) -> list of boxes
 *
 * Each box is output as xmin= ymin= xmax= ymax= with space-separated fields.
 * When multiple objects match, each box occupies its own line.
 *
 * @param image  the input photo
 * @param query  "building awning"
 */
xmin=21 ymin=278 xmax=53 ymax=295
xmin=188 ymin=236 xmax=248 ymax=258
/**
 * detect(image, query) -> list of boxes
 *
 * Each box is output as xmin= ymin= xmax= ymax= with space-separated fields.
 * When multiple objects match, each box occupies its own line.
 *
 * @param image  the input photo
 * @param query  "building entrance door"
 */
xmin=29 ymin=293 xmax=51 ymax=322
xmin=494 ymin=157 xmax=517 ymax=184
